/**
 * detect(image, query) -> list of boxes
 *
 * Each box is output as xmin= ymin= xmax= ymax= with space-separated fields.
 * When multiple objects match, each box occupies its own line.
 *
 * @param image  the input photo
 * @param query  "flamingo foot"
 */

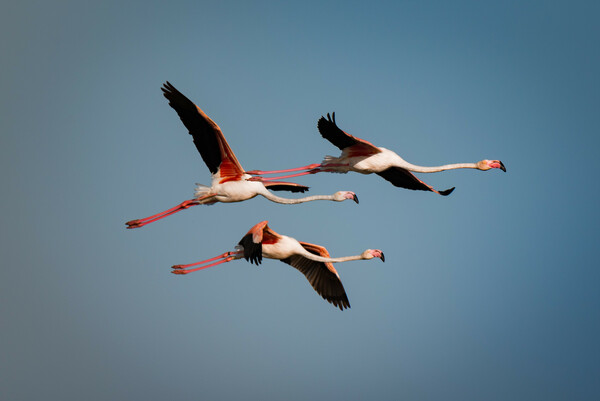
xmin=171 ymin=270 xmax=190 ymax=275
xmin=171 ymin=251 xmax=243 ymax=274
xmin=125 ymin=199 xmax=199 ymax=229
xmin=125 ymin=219 xmax=143 ymax=229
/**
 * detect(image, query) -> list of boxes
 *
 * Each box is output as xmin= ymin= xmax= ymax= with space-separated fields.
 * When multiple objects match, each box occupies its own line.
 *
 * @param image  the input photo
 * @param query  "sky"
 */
xmin=1 ymin=1 xmax=599 ymax=400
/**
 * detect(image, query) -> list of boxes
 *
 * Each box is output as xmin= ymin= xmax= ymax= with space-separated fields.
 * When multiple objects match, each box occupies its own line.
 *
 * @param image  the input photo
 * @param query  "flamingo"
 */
xmin=125 ymin=84 xmax=358 ymax=229
xmin=171 ymin=220 xmax=385 ymax=310
xmin=247 ymin=112 xmax=506 ymax=196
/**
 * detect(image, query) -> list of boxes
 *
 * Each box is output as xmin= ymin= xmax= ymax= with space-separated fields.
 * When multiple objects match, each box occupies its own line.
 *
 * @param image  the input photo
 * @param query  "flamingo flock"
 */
xmin=126 ymin=82 xmax=505 ymax=310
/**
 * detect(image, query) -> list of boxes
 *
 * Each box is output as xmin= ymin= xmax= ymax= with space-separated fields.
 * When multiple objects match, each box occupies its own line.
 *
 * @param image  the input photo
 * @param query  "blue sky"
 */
xmin=1 ymin=1 xmax=599 ymax=400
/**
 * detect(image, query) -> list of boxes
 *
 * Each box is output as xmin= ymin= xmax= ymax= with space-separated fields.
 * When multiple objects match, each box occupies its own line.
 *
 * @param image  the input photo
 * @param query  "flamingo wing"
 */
xmin=263 ymin=181 xmax=309 ymax=193
xmin=376 ymin=166 xmax=455 ymax=196
xmin=238 ymin=221 xmax=281 ymax=266
xmin=281 ymin=241 xmax=350 ymax=310
xmin=317 ymin=112 xmax=380 ymax=154
xmin=161 ymin=82 xmax=245 ymax=179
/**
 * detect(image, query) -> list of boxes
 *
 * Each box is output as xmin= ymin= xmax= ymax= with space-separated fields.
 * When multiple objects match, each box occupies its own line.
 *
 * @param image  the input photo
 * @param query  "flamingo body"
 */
xmin=173 ymin=220 xmax=384 ymax=310
xmin=195 ymin=177 xmax=263 ymax=204
xmin=328 ymin=146 xmax=408 ymax=174
xmin=125 ymin=84 xmax=357 ymax=229
xmin=315 ymin=112 xmax=505 ymax=196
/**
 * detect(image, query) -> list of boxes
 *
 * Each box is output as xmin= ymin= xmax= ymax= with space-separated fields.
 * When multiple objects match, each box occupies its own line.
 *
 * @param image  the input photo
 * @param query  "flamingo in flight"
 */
xmin=126 ymin=84 xmax=358 ymax=229
xmin=247 ymin=112 xmax=506 ymax=196
xmin=171 ymin=220 xmax=385 ymax=310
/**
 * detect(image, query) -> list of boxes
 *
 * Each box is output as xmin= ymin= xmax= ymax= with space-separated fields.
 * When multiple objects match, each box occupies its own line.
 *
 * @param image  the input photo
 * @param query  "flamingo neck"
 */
xmin=300 ymin=249 xmax=365 ymax=263
xmin=260 ymin=189 xmax=335 ymax=204
xmin=404 ymin=162 xmax=479 ymax=173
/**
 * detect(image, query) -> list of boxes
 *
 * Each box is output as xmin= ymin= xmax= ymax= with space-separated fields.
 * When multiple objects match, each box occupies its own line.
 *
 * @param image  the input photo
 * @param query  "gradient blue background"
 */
xmin=2 ymin=1 xmax=598 ymax=400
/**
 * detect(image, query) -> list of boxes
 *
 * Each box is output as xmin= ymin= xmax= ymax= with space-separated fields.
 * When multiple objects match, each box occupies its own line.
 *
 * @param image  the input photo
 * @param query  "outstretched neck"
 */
xmin=300 ymin=249 xmax=365 ymax=263
xmin=260 ymin=189 xmax=335 ymax=204
xmin=404 ymin=162 xmax=478 ymax=173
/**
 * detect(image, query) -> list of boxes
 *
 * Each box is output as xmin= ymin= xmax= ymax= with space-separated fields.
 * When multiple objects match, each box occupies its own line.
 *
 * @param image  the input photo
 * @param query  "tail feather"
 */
xmin=321 ymin=155 xmax=348 ymax=174
xmin=194 ymin=183 xmax=211 ymax=198
xmin=193 ymin=183 xmax=217 ymax=205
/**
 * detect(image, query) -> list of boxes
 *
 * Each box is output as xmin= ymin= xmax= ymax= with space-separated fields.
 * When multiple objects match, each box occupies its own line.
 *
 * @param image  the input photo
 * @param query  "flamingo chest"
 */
xmin=262 ymin=236 xmax=303 ymax=260
xmin=347 ymin=150 xmax=400 ymax=173
xmin=212 ymin=180 xmax=261 ymax=202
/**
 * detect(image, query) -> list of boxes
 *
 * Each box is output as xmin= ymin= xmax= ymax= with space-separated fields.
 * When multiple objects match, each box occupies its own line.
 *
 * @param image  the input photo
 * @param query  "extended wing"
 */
xmin=263 ymin=181 xmax=309 ymax=193
xmin=161 ymin=82 xmax=245 ymax=180
xmin=377 ymin=166 xmax=455 ymax=196
xmin=281 ymin=241 xmax=350 ymax=310
xmin=317 ymin=112 xmax=380 ymax=155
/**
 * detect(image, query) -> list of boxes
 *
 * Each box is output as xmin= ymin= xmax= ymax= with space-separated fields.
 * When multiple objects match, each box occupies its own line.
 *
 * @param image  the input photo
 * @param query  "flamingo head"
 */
xmin=363 ymin=249 xmax=385 ymax=262
xmin=335 ymin=191 xmax=359 ymax=204
xmin=477 ymin=160 xmax=506 ymax=172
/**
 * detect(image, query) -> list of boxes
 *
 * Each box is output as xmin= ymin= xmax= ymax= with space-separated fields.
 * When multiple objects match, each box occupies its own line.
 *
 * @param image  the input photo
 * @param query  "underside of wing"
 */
xmin=317 ymin=112 xmax=380 ymax=154
xmin=238 ymin=233 xmax=262 ymax=265
xmin=238 ymin=222 xmax=281 ymax=265
xmin=281 ymin=242 xmax=350 ymax=310
xmin=263 ymin=181 xmax=309 ymax=193
xmin=161 ymin=82 xmax=245 ymax=178
xmin=376 ymin=166 xmax=455 ymax=196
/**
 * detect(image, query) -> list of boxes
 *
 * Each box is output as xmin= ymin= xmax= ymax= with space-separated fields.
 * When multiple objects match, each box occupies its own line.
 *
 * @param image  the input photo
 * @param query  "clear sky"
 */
xmin=1 ymin=1 xmax=599 ymax=400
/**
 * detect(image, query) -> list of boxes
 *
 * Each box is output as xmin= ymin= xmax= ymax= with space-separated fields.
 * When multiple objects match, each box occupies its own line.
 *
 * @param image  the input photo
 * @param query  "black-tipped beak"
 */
xmin=499 ymin=161 xmax=506 ymax=172
xmin=380 ymin=252 xmax=385 ymax=262
xmin=353 ymin=194 xmax=359 ymax=204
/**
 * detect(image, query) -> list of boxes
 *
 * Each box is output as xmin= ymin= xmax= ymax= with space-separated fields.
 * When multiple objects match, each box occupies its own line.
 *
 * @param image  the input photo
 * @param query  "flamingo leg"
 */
xmin=128 ymin=207 xmax=189 ymax=228
xmin=171 ymin=251 xmax=235 ymax=269
xmin=319 ymin=163 xmax=350 ymax=171
xmin=125 ymin=194 xmax=216 ymax=229
xmin=171 ymin=251 xmax=242 ymax=274
xmin=125 ymin=199 xmax=199 ymax=229
xmin=245 ymin=164 xmax=322 ymax=175
xmin=247 ymin=169 xmax=322 ymax=181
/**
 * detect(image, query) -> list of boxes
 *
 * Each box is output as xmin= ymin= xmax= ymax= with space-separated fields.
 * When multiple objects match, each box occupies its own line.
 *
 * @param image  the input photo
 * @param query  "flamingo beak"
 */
xmin=353 ymin=194 xmax=359 ymax=204
xmin=380 ymin=252 xmax=385 ymax=262
xmin=489 ymin=160 xmax=506 ymax=172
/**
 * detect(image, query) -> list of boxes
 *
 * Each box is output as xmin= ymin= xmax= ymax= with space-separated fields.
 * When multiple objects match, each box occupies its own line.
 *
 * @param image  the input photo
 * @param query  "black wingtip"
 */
xmin=324 ymin=112 xmax=335 ymax=123
xmin=335 ymin=298 xmax=350 ymax=311
xmin=161 ymin=81 xmax=175 ymax=97
xmin=439 ymin=187 xmax=455 ymax=196
xmin=318 ymin=112 xmax=337 ymax=129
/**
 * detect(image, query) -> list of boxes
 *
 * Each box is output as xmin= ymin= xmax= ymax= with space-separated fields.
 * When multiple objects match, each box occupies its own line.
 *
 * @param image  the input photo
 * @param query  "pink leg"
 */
xmin=171 ymin=251 xmax=242 ymax=274
xmin=172 ymin=251 xmax=236 ymax=269
xmin=248 ymin=169 xmax=321 ymax=181
xmin=125 ymin=199 xmax=200 ymax=229
xmin=320 ymin=163 xmax=350 ymax=170
xmin=245 ymin=163 xmax=322 ymax=175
